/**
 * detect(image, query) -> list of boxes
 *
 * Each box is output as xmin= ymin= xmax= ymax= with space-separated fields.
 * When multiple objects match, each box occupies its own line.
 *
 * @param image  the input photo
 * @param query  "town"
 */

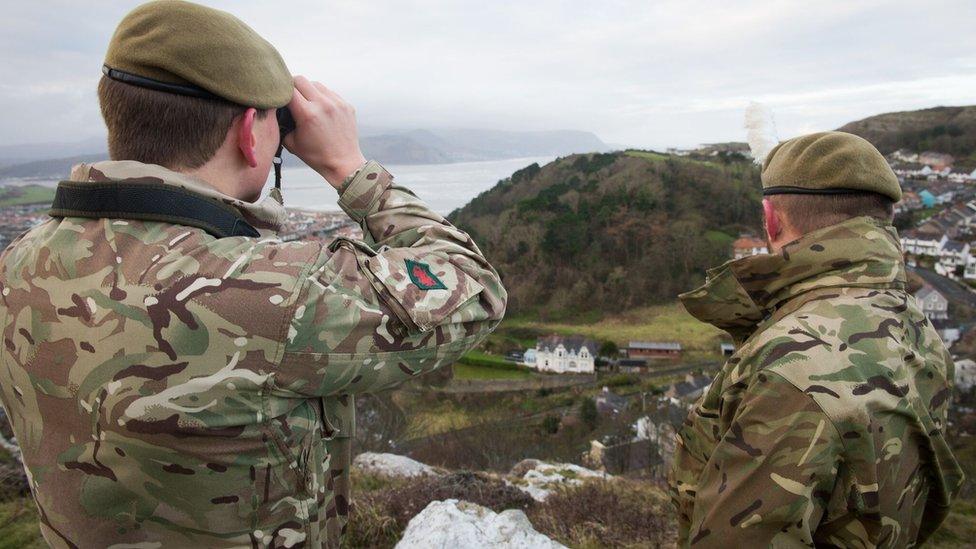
xmin=0 ymin=194 xmax=362 ymax=251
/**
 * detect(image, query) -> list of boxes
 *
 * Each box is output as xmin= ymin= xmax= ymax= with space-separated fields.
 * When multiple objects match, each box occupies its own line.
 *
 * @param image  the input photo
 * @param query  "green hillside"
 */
xmin=837 ymin=105 xmax=976 ymax=164
xmin=0 ymin=185 xmax=55 ymax=207
xmin=448 ymin=151 xmax=762 ymax=318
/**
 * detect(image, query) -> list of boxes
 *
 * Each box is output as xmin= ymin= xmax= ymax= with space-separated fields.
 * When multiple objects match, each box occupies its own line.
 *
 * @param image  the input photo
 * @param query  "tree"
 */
xmin=580 ymin=398 xmax=599 ymax=431
xmin=598 ymin=340 xmax=619 ymax=359
xmin=541 ymin=414 xmax=560 ymax=435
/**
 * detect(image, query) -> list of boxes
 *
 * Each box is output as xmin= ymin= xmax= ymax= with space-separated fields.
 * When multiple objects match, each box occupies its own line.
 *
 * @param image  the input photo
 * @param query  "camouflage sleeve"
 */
xmin=685 ymin=370 xmax=843 ymax=548
xmin=273 ymin=160 xmax=506 ymax=396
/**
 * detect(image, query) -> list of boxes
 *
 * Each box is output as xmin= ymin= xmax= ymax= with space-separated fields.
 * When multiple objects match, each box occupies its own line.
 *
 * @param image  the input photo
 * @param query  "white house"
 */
xmin=915 ymin=286 xmax=948 ymax=321
xmin=890 ymin=149 xmax=919 ymax=163
xmin=939 ymin=240 xmax=970 ymax=274
xmin=900 ymin=231 xmax=947 ymax=256
xmin=533 ymin=335 xmax=597 ymax=374
xmin=955 ymin=358 xmax=976 ymax=391
xmin=964 ymin=254 xmax=976 ymax=280
xmin=732 ymin=236 xmax=768 ymax=259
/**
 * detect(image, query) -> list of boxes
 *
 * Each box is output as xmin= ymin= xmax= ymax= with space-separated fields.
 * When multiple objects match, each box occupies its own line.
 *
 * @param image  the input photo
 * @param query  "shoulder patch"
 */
xmin=406 ymin=259 xmax=447 ymax=290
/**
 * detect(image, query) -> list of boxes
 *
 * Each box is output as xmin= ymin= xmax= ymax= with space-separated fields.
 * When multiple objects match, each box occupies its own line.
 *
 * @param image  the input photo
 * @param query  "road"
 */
xmin=909 ymin=266 xmax=976 ymax=310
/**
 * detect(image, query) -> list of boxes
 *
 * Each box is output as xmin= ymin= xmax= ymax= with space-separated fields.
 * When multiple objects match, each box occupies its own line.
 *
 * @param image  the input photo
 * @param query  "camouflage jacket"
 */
xmin=670 ymin=217 xmax=963 ymax=548
xmin=0 ymin=160 xmax=506 ymax=547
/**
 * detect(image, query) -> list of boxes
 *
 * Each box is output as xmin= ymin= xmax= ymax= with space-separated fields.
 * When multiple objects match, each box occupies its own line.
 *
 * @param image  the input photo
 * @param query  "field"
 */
xmin=0 ymin=185 xmax=54 ymax=207
xmin=503 ymin=302 xmax=725 ymax=357
xmin=623 ymin=150 xmax=667 ymax=163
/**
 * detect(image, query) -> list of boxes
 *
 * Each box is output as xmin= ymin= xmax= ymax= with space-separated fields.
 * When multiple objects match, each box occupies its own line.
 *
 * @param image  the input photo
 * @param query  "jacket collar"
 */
xmin=67 ymin=160 xmax=287 ymax=236
xmin=679 ymin=216 xmax=905 ymax=343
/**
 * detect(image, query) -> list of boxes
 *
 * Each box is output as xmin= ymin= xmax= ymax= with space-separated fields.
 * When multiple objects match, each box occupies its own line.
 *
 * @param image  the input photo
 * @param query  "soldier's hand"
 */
xmin=284 ymin=75 xmax=367 ymax=190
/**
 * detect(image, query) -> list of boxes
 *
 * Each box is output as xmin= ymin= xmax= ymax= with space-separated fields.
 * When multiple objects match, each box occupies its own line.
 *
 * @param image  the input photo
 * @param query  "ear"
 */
xmin=762 ymin=198 xmax=781 ymax=241
xmin=237 ymin=108 xmax=258 ymax=168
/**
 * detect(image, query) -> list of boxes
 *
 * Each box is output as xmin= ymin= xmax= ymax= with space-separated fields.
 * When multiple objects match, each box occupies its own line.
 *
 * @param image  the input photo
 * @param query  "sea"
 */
xmin=0 ymin=156 xmax=554 ymax=215
xmin=271 ymin=156 xmax=553 ymax=214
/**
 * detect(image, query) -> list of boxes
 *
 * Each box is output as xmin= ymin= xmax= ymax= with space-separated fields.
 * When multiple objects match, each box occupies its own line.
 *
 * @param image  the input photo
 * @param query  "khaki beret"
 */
xmin=761 ymin=131 xmax=902 ymax=202
xmin=104 ymin=0 xmax=292 ymax=109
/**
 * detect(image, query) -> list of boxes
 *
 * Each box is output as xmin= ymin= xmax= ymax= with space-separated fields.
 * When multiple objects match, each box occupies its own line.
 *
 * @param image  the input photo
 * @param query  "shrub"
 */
xmin=602 ymin=373 xmax=640 ymax=388
xmin=347 ymin=471 xmax=534 ymax=548
xmin=598 ymin=340 xmax=619 ymax=358
xmin=580 ymin=398 xmax=599 ymax=430
xmin=541 ymin=414 xmax=561 ymax=435
xmin=528 ymin=478 xmax=676 ymax=548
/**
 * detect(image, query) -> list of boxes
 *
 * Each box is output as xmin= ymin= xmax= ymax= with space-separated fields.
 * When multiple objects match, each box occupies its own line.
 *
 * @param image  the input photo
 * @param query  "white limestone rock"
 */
xmin=395 ymin=499 xmax=565 ymax=549
xmin=352 ymin=452 xmax=438 ymax=478
xmin=507 ymin=459 xmax=609 ymax=502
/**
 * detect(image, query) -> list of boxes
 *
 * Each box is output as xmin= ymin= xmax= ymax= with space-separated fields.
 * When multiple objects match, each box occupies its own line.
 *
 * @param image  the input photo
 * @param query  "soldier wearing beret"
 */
xmin=670 ymin=131 xmax=963 ymax=547
xmin=0 ymin=1 xmax=506 ymax=547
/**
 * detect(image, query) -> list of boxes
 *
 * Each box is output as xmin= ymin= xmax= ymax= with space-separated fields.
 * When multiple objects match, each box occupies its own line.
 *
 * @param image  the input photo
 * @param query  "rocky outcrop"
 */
xmin=395 ymin=499 xmax=566 ymax=549
xmin=506 ymin=459 xmax=610 ymax=502
xmin=353 ymin=452 xmax=441 ymax=478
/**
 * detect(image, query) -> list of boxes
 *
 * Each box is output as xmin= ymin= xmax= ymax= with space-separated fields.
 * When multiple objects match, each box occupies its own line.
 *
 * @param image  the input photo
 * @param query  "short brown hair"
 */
xmin=97 ymin=76 xmax=269 ymax=170
xmin=770 ymin=192 xmax=895 ymax=234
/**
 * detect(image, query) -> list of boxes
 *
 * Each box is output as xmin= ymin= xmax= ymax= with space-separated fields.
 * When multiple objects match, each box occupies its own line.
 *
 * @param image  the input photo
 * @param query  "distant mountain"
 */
xmin=0 ymin=154 xmax=108 ymax=180
xmin=837 ymin=106 xmax=976 ymax=163
xmin=0 ymin=136 xmax=106 ymax=167
xmin=448 ymin=151 xmax=762 ymax=317
xmin=0 ymin=128 xmax=609 ymax=180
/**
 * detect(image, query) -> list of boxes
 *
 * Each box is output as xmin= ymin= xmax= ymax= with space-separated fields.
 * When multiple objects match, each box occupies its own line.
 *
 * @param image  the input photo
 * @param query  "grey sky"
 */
xmin=2 ymin=0 xmax=974 ymax=150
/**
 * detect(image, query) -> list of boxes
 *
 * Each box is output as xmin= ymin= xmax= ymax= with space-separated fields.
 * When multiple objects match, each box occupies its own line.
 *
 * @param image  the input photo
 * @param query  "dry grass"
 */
xmin=345 ymin=471 xmax=533 ymax=548
xmin=529 ymin=478 xmax=676 ymax=548
xmin=345 ymin=471 xmax=676 ymax=549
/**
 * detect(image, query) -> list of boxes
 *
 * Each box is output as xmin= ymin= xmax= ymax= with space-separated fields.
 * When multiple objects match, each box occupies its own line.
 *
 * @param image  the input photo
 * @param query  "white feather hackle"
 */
xmin=744 ymin=102 xmax=779 ymax=166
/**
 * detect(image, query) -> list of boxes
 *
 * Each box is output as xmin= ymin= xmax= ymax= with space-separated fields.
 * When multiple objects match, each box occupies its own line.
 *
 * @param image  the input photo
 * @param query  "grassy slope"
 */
xmin=504 ymin=302 xmax=725 ymax=357
xmin=0 ymin=185 xmax=54 ymax=207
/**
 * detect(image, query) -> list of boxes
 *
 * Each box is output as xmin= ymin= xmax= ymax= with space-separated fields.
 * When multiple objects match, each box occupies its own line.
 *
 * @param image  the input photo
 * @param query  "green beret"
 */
xmin=104 ymin=0 xmax=292 ymax=109
xmin=761 ymin=131 xmax=902 ymax=202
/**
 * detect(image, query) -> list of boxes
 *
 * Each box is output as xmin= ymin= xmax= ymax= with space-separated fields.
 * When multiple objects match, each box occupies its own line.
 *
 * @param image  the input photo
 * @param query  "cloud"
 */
xmin=1 ymin=0 xmax=974 ymax=150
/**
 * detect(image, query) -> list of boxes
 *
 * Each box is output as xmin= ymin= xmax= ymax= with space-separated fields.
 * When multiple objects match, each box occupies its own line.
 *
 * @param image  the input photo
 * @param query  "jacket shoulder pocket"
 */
xmin=362 ymin=249 xmax=484 ymax=332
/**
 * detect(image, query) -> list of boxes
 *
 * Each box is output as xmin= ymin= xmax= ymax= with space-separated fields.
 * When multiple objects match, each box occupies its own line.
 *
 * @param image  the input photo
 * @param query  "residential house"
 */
xmin=949 ymin=170 xmax=972 ymax=184
xmin=939 ymin=240 xmax=970 ymax=274
xmin=889 ymin=149 xmax=919 ymax=163
xmin=931 ymin=319 xmax=960 ymax=347
xmin=955 ymin=359 xmax=976 ymax=392
xmin=915 ymin=286 xmax=948 ymax=321
xmin=665 ymin=373 xmax=712 ymax=401
xmin=626 ymin=341 xmax=683 ymax=361
xmin=965 ymin=254 xmax=976 ymax=280
xmin=896 ymin=191 xmax=923 ymax=213
xmin=533 ymin=335 xmax=597 ymax=374
xmin=918 ymin=189 xmax=936 ymax=207
xmin=732 ymin=236 xmax=768 ymax=259
xmin=918 ymin=217 xmax=958 ymax=240
xmin=919 ymin=152 xmax=954 ymax=170
xmin=900 ymin=230 xmax=946 ymax=256
xmin=720 ymin=342 xmax=735 ymax=357
xmin=595 ymin=387 xmax=628 ymax=415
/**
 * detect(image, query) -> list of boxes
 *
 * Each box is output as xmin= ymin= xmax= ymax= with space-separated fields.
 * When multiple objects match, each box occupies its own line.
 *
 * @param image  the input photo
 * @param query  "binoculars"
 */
xmin=277 ymin=107 xmax=296 ymax=139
